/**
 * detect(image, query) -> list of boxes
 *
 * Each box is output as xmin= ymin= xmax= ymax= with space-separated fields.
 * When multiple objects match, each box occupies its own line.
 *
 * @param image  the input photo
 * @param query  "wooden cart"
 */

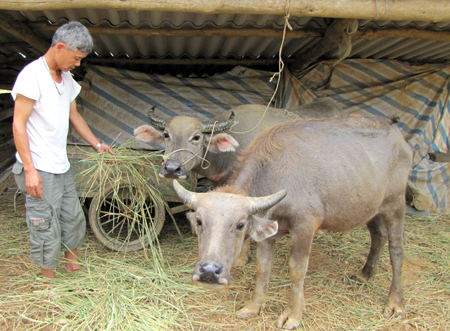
xmin=67 ymin=144 xmax=196 ymax=252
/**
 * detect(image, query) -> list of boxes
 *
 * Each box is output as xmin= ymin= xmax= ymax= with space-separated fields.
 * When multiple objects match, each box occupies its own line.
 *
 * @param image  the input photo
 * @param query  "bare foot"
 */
xmin=42 ymin=281 xmax=53 ymax=290
xmin=66 ymin=263 xmax=82 ymax=272
xmin=65 ymin=248 xmax=82 ymax=272
xmin=41 ymin=267 xmax=55 ymax=278
xmin=40 ymin=268 xmax=55 ymax=290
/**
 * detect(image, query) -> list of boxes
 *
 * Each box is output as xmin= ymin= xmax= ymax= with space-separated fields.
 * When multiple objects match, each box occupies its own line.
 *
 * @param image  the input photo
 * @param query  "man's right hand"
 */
xmin=25 ymin=169 xmax=43 ymax=200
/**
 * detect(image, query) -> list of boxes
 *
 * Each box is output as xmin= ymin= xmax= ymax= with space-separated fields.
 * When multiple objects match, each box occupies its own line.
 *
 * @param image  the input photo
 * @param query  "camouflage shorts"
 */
xmin=12 ymin=162 xmax=86 ymax=269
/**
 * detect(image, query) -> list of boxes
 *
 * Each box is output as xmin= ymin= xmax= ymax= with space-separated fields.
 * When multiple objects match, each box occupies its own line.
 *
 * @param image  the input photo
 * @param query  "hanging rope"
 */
xmin=375 ymin=0 xmax=389 ymax=20
xmin=200 ymin=121 xmax=218 ymax=170
xmin=162 ymin=0 xmax=293 ymax=170
xmin=332 ymin=19 xmax=358 ymax=67
xmin=230 ymin=0 xmax=292 ymax=134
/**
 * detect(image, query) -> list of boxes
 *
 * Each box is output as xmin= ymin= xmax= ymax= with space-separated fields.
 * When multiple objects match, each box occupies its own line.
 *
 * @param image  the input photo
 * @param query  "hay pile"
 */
xmin=74 ymin=144 xmax=168 ymax=252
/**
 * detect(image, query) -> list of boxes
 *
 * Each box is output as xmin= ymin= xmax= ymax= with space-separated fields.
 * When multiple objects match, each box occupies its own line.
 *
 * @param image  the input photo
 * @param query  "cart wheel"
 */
xmin=89 ymin=184 xmax=165 ymax=251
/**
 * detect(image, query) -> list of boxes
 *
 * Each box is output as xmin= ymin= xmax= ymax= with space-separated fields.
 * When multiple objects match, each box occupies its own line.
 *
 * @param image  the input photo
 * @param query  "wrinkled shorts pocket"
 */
xmin=11 ymin=161 xmax=23 ymax=175
xmin=25 ymin=200 xmax=60 ymax=268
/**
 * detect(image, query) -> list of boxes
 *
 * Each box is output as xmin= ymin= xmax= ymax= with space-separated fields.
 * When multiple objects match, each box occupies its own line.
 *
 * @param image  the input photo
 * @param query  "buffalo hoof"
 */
xmin=233 ymin=256 xmax=248 ymax=267
xmin=345 ymin=271 xmax=369 ymax=286
xmin=276 ymin=308 xmax=302 ymax=330
xmin=278 ymin=318 xmax=301 ymax=330
xmin=383 ymin=303 xmax=404 ymax=319
xmin=236 ymin=303 xmax=260 ymax=319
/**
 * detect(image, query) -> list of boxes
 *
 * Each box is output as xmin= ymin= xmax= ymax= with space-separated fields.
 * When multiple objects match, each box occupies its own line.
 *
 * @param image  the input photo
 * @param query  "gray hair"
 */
xmin=51 ymin=21 xmax=93 ymax=53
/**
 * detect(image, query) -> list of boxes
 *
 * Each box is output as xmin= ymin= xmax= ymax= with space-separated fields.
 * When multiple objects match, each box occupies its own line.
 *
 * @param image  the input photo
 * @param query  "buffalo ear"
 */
xmin=248 ymin=215 xmax=278 ymax=242
xmin=134 ymin=125 xmax=165 ymax=149
xmin=204 ymin=133 xmax=239 ymax=153
xmin=186 ymin=211 xmax=200 ymax=236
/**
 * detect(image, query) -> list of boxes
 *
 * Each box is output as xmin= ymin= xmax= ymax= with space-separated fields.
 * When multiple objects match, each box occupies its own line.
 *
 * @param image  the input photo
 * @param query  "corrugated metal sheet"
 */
xmin=355 ymin=19 xmax=450 ymax=62
xmin=1 ymin=10 xmax=328 ymax=59
xmin=1 ymin=8 xmax=450 ymax=84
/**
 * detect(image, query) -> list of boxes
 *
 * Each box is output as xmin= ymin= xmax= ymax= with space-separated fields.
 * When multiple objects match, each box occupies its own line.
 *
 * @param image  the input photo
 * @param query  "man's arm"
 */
xmin=69 ymin=100 xmax=115 ymax=154
xmin=12 ymin=94 xmax=43 ymax=199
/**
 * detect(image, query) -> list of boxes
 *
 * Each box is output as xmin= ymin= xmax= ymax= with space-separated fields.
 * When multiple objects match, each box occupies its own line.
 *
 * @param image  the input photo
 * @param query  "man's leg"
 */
xmin=60 ymin=169 xmax=85 ymax=273
xmin=13 ymin=162 xmax=62 ymax=279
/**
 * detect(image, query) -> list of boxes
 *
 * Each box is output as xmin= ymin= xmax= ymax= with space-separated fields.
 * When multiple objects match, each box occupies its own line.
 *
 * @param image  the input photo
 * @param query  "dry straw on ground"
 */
xmin=0 ymin=164 xmax=449 ymax=330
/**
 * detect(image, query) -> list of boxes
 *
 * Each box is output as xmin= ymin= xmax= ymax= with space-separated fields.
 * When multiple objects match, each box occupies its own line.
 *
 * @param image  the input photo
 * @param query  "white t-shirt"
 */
xmin=11 ymin=58 xmax=81 ymax=174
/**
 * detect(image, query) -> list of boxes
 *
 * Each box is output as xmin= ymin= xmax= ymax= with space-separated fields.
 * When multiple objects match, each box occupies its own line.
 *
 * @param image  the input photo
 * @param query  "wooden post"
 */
xmin=0 ymin=108 xmax=14 ymax=122
xmin=0 ymin=12 xmax=49 ymax=54
xmin=28 ymin=23 xmax=450 ymax=42
xmin=289 ymin=19 xmax=355 ymax=77
xmin=406 ymin=181 xmax=431 ymax=211
xmin=0 ymin=173 xmax=14 ymax=197
xmin=428 ymin=153 xmax=450 ymax=163
xmin=0 ymin=0 xmax=449 ymax=22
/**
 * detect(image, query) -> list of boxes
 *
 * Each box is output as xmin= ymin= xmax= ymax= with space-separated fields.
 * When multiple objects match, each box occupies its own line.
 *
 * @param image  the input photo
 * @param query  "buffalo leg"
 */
xmin=234 ymin=237 xmax=251 ymax=267
xmin=276 ymin=229 xmax=315 ymax=330
xmin=236 ymin=237 xmax=276 ymax=318
xmin=357 ymin=215 xmax=388 ymax=281
xmin=382 ymin=203 xmax=405 ymax=318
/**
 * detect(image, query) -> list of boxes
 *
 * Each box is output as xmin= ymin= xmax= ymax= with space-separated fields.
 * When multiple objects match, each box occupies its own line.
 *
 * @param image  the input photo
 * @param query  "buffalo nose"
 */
xmin=195 ymin=261 xmax=230 ymax=285
xmin=160 ymin=160 xmax=188 ymax=179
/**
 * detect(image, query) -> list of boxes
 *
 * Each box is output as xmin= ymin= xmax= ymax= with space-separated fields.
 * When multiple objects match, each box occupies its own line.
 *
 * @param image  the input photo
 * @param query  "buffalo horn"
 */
xmin=246 ymin=189 xmax=287 ymax=215
xmin=173 ymin=180 xmax=198 ymax=209
xmin=201 ymin=111 xmax=235 ymax=133
xmin=147 ymin=106 xmax=168 ymax=130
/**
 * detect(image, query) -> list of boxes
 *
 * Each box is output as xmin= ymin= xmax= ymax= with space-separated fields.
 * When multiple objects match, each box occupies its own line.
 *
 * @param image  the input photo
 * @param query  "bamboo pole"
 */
xmin=0 ymin=0 xmax=449 ymax=23
xmin=85 ymin=58 xmax=294 ymax=66
xmin=406 ymin=181 xmax=431 ymax=211
xmin=30 ymin=24 xmax=324 ymax=39
xmin=428 ymin=153 xmax=450 ymax=163
xmin=28 ymin=23 xmax=450 ymax=42
xmin=0 ymin=108 xmax=13 ymax=122
xmin=0 ymin=12 xmax=49 ymax=54
xmin=0 ymin=173 xmax=14 ymax=197
xmin=290 ymin=19 xmax=355 ymax=76
xmin=355 ymin=29 xmax=450 ymax=42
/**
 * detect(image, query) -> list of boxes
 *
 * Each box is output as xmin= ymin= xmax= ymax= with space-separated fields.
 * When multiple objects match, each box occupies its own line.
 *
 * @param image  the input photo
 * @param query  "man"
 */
xmin=11 ymin=21 xmax=115 ymax=280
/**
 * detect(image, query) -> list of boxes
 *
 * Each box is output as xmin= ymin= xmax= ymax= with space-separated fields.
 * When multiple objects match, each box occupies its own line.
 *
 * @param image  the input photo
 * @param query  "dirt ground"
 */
xmin=0 ymin=188 xmax=449 ymax=330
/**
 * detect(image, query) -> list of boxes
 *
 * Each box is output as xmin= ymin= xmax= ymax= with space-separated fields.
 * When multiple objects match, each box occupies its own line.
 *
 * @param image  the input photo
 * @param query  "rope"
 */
xmin=163 ymin=1 xmax=294 ymax=170
xmin=375 ymin=0 xmax=389 ymax=20
xmin=201 ymin=121 xmax=217 ymax=170
xmin=162 ymin=121 xmax=219 ymax=170
xmin=230 ymin=0 xmax=292 ymax=134
xmin=163 ymin=147 xmax=211 ymax=169
xmin=333 ymin=19 xmax=358 ymax=68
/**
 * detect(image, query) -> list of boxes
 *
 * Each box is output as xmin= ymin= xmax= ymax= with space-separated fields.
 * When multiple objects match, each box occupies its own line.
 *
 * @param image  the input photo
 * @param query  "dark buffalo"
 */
xmin=173 ymin=116 xmax=412 ymax=329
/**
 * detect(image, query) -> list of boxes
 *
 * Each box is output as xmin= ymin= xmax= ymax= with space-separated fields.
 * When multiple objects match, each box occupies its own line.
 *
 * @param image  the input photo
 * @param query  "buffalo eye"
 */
xmin=163 ymin=132 xmax=170 ymax=139
xmin=196 ymin=218 xmax=202 ymax=227
xmin=192 ymin=134 xmax=201 ymax=142
xmin=236 ymin=222 xmax=245 ymax=231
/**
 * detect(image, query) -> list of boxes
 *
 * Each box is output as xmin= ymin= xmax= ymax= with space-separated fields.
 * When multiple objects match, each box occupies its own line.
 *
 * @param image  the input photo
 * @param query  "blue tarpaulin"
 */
xmin=72 ymin=59 xmax=450 ymax=213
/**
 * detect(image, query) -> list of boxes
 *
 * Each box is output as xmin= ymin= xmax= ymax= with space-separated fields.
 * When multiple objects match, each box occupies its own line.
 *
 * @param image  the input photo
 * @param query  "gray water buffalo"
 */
xmin=173 ymin=115 xmax=412 ymax=329
xmin=134 ymin=101 xmax=342 ymax=186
